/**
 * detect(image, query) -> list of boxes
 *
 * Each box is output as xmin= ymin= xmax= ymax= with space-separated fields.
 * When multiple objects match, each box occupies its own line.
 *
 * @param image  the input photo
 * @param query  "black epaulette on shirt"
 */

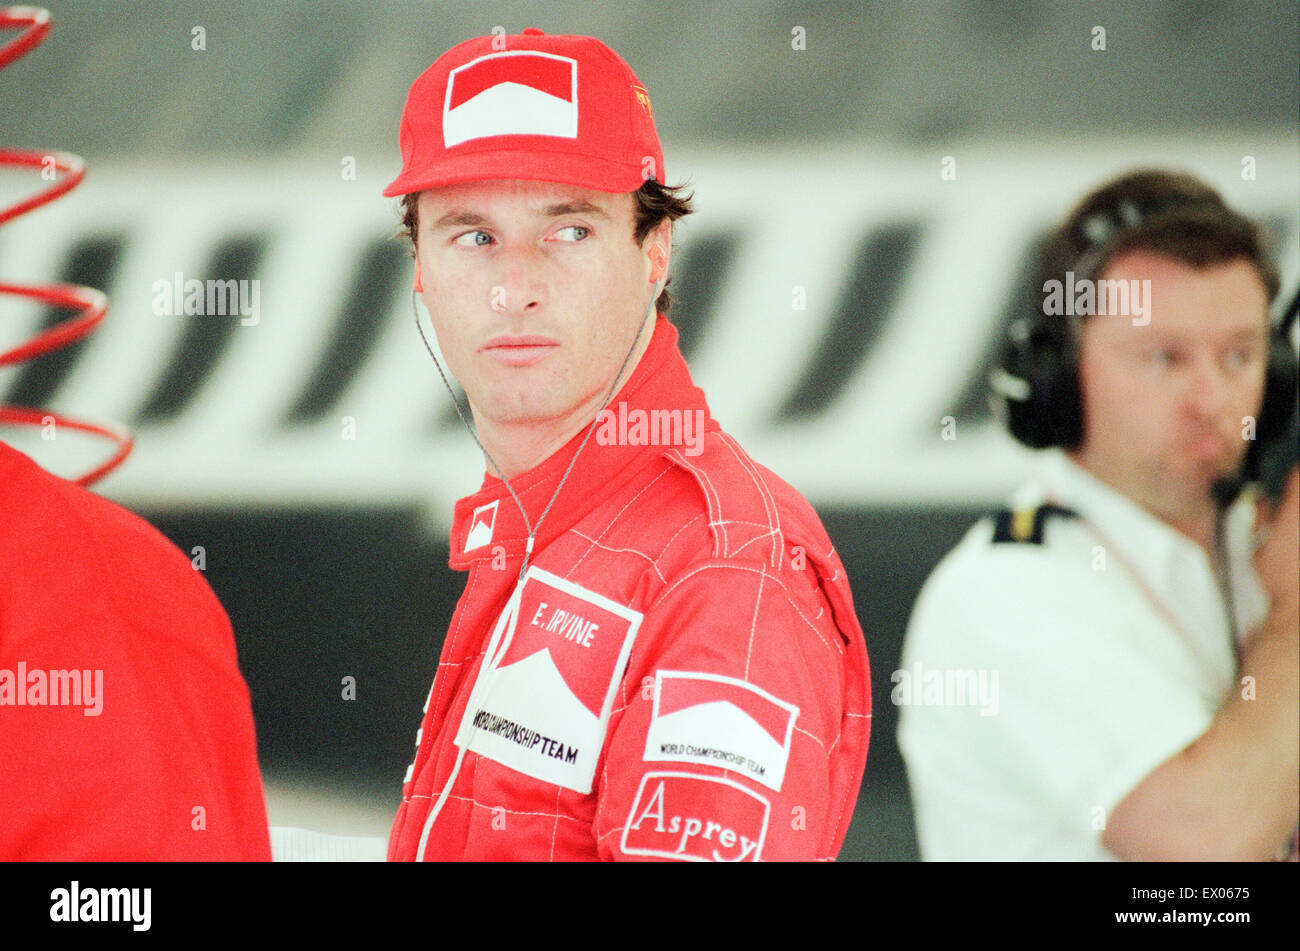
xmin=991 ymin=503 xmax=1078 ymax=545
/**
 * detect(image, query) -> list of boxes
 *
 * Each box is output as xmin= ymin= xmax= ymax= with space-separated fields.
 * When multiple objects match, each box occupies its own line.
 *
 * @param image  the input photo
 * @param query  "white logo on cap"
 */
xmin=443 ymin=51 xmax=579 ymax=148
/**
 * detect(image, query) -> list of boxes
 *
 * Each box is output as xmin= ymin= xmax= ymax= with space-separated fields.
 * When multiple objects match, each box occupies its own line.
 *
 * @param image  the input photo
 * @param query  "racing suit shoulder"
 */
xmin=658 ymin=431 xmax=838 ymax=567
xmin=585 ymin=431 xmax=871 ymax=860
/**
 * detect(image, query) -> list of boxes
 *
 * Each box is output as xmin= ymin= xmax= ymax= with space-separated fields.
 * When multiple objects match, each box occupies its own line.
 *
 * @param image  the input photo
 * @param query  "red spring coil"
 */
xmin=0 ymin=5 xmax=132 ymax=485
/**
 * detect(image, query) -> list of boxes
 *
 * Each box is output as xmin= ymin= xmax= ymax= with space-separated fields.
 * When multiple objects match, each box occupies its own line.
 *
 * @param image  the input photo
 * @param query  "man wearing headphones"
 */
xmin=899 ymin=169 xmax=1298 ymax=860
xmin=382 ymin=30 xmax=870 ymax=861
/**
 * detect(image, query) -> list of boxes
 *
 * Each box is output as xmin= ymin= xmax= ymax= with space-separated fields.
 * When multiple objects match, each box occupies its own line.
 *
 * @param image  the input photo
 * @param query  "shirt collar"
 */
xmin=1032 ymin=449 xmax=1255 ymax=622
xmin=448 ymin=316 xmax=717 ymax=570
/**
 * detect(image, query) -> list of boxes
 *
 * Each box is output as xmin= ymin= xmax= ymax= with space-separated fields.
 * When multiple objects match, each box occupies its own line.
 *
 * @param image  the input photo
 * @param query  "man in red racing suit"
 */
xmin=387 ymin=317 xmax=870 ymax=860
xmin=383 ymin=29 xmax=870 ymax=862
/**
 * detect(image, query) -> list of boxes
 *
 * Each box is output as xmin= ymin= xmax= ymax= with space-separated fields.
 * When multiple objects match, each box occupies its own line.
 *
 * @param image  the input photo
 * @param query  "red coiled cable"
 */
xmin=1 ymin=5 xmax=132 ymax=486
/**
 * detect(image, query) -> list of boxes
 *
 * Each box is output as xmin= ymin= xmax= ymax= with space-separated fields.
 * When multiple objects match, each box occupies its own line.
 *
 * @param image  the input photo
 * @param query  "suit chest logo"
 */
xmin=454 ymin=566 xmax=642 ymax=793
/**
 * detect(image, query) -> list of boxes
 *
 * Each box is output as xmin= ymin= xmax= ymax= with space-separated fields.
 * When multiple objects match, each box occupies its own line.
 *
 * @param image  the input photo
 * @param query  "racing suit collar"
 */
xmin=449 ymin=316 xmax=716 ymax=569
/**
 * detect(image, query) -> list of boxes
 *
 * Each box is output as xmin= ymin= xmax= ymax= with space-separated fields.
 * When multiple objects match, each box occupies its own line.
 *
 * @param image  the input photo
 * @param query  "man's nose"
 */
xmin=1184 ymin=353 xmax=1231 ymax=417
xmin=493 ymin=245 xmax=547 ymax=317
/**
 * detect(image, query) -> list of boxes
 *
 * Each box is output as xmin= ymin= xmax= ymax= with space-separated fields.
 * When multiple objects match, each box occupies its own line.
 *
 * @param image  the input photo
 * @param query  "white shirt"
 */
xmin=898 ymin=450 xmax=1268 ymax=861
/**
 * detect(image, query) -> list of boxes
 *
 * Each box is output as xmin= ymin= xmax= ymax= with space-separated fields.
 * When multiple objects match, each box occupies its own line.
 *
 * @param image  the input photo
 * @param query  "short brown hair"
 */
xmin=398 ymin=179 xmax=694 ymax=314
xmin=1038 ymin=169 xmax=1280 ymax=306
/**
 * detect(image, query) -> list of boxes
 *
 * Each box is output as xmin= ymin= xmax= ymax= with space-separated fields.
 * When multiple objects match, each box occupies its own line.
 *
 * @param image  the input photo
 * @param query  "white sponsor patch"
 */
xmin=443 ymin=51 xmax=579 ymax=147
xmin=454 ymin=566 xmax=641 ymax=793
xmin=643 ymin=670 xmax=799 ymax=791
xmin=463 ymin=499 xmax=498 ymax=552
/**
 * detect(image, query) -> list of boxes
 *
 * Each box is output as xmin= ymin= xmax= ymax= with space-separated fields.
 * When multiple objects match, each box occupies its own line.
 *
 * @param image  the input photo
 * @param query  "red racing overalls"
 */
xmin=388 ymin=318 xmax=870 ymax=861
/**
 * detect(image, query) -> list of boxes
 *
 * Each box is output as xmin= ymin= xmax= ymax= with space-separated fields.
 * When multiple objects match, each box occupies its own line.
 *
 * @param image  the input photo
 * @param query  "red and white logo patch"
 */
xmin=443 ymin=51 xmax=579 ymax=147
xmin=495 ymin=574 xmax=637 ymax=718
xmin=464 ymin=499 xmax=498 ymax=552
xmin=621 ymin=771 xmax=769 ymax=862
xmin=643 ymin=671 xmax=799 ymax=791
xmin=455 ymin=567 xmax=642 ymax=793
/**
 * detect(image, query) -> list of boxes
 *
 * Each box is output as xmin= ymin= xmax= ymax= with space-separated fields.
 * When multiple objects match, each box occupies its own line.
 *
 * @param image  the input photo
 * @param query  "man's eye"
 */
xmin=1141 ymin=348 xmax=1180 ymax=368
xmin=553 ymin=225 xmax=590 ymax=242
xmin=454 ymin=230 xmax=493 ymax=247
xmin=1223 ymin=348 xmax=1255 ymax=371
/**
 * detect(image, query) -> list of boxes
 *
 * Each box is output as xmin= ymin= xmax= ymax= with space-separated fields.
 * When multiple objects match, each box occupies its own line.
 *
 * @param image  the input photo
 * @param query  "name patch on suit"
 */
xmin=455 ymin=566 xmax=642 ymax=793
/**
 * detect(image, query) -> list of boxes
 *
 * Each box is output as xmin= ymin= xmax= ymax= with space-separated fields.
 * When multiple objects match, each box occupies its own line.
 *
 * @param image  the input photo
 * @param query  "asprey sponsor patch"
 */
xmin=643 ymin=670 xmax=799 ymax=791
xmin=455 ymin=566 xmax=641 ymax=793
xmin=621 ymin=771 xmax=769 ymax=862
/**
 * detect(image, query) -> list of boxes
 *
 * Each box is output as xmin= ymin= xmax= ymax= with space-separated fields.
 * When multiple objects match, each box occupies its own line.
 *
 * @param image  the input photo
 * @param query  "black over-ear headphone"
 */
xmin=991 ymin=194 xmax=1299 ymax=469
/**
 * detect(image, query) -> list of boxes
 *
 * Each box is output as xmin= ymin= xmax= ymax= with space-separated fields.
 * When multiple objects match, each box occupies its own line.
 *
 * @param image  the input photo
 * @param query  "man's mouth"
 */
xmin=1184 ymin=430 xmax=1235 ymax=462
xmin=481 ymin=334 xmax=559 ymax=367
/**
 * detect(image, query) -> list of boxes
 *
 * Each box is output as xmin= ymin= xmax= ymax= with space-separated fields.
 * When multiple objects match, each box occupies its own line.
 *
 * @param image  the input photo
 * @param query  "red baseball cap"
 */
xmin=383 ymin=29 xmax=665 ymax=197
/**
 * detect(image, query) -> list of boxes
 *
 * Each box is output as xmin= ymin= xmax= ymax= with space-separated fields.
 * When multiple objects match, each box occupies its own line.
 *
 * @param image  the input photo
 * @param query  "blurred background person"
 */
xmin=1 ymin=3 xmax=270 ymax=860
xmin=0 ymin=441 xmax=271 ymax=859
xmin=899 ymin=169 xmax=1298 ymax=860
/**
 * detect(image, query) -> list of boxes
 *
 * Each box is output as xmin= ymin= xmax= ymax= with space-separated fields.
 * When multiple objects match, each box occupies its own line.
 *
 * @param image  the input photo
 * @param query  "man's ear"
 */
xmin=414 ymin=258 xmax=424 ymax=293
xmin=646 ymin=220 xmax=672 ymax=284
xmin=649 ymin=247 xmax=667 ymax=284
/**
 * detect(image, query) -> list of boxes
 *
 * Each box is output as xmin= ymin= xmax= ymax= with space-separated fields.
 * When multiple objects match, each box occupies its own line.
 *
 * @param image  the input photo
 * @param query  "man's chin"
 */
xmin=1171 ymin=452 xmax=1246 ymax=499
xmin=474 ymin=390 xmax=579 ymax=428
xmin=481 ymin=404 xmax=563 ymax=427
